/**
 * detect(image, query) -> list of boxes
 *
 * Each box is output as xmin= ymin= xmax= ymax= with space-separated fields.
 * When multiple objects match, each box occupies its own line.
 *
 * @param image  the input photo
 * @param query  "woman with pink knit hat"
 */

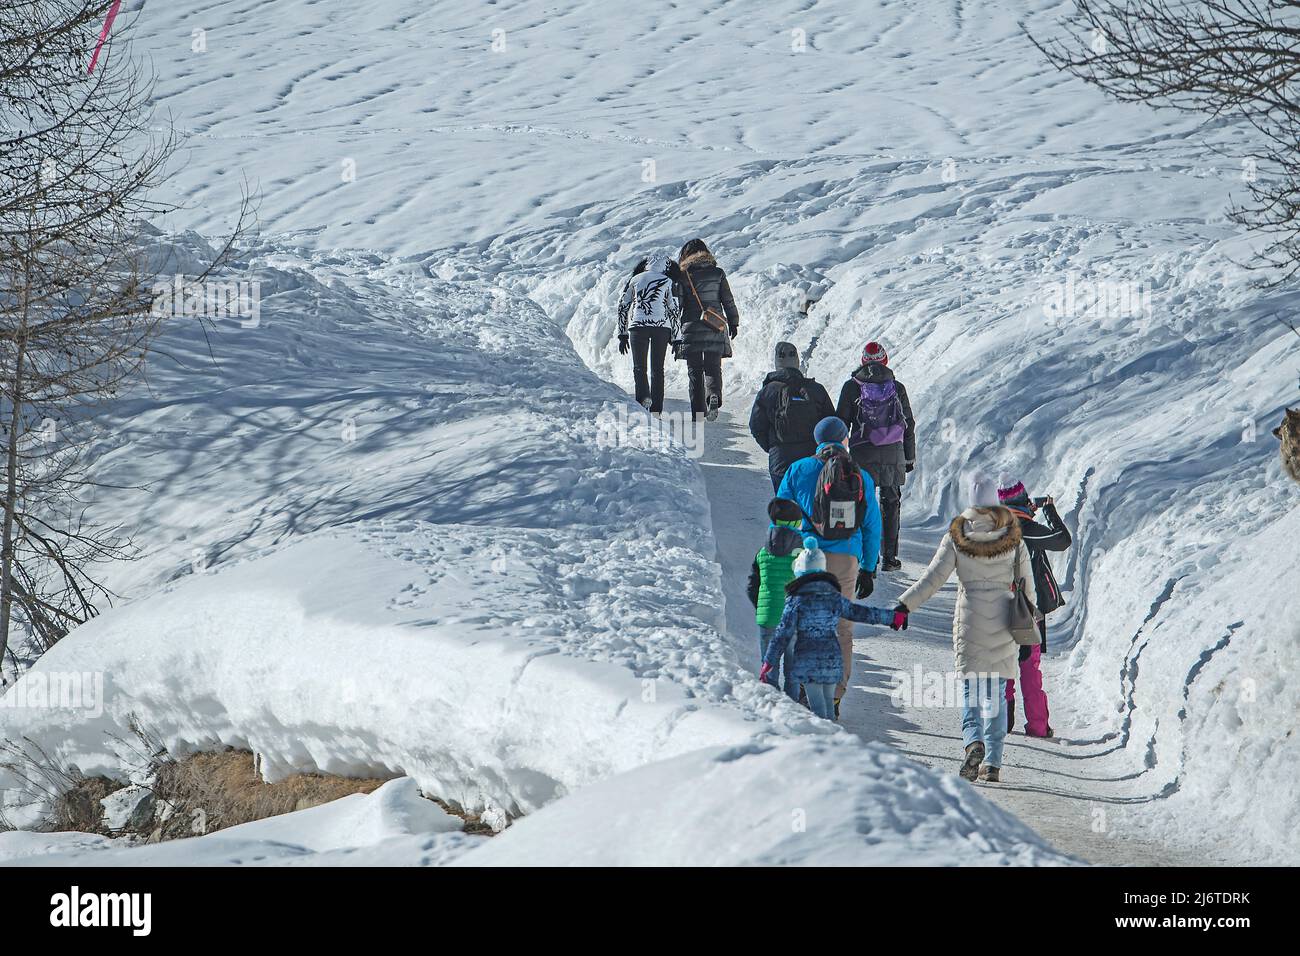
xmin=997 ymin=477 xmax=1073 ymax=738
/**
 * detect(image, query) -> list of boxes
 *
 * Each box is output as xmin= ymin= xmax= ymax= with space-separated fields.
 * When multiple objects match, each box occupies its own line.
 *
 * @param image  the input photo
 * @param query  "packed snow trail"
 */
xmin=695 ymin=406 xmax=1230 ymax=866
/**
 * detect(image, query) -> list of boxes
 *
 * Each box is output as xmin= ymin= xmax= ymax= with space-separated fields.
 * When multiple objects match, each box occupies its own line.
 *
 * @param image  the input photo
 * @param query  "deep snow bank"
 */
xmin=0 ymin=233 xmax=760 ymax=818
xmin=456 ymin=740 xmax=1067 ymax=867
xmin=3 ymin=747 xmax=1068 ymax=867
xmin=2 ymin=526 xmax=762 ymax=817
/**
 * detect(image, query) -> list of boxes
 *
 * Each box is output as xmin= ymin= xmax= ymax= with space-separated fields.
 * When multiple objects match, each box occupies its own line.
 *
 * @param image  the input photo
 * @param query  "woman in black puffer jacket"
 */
xmin=674 ymin=238 xmax=740 ymax=421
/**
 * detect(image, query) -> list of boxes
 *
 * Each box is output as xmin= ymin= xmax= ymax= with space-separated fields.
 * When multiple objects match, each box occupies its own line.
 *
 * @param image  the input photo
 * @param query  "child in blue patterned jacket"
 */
xmin=761 ymin=536 xmax=904 ymax=720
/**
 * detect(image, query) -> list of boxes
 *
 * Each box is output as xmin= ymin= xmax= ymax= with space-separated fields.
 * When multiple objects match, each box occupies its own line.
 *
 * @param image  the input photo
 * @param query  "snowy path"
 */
xmin=695 ymin=403 xmax=1227 ymax=866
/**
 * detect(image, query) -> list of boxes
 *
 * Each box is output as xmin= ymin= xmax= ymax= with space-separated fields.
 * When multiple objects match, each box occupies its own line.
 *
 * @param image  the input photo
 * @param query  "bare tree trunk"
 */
xmin=0 ymin=1 xmax=253 ymax=679
xmin=0 ymin=331 xmax=27 ymax=666
xmin=0 ymin=201 xmax=34 ymax=668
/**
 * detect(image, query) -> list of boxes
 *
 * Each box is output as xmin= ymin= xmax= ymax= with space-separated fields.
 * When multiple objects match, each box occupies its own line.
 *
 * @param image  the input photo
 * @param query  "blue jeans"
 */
xmin=803 ymin=682 xmax=836 ymax=720
xmin=759 ymin=626 xmax=799 ymax=701
xmin=961 ymin=675 xmax=1009 ymax=768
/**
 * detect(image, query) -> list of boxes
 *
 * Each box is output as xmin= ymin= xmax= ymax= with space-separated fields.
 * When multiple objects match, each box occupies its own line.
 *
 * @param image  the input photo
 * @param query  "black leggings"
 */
xmin=629 ymin=327 xmax=671 ymax=413
xmin=878 ymin=484 xmax=902 ymax=562
xmin=684 ymin=349 xmax=723 ymax=418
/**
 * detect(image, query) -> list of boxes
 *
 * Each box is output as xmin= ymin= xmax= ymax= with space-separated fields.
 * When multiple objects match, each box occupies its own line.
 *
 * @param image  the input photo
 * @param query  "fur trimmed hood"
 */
xmin=949 ymin=506 xmax=1022 ymax=558
xmin=679 ymin=249 xmax=717 ymax=271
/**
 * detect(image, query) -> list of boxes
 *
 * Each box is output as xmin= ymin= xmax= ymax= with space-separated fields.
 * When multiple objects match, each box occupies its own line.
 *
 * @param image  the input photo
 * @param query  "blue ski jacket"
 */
xmin=776 ymin=443 xmax=883 ymax=571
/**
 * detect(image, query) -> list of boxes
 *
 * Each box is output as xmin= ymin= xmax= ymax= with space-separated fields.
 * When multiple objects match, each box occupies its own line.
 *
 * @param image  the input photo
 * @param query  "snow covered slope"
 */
xmin=1 ymin=0 xmax=1296 ymax=863
xmin=144 ymin=0 xmax=1208 ymax=252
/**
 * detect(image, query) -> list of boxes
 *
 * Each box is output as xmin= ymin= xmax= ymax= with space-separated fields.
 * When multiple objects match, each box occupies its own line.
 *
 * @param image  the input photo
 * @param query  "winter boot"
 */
xmin=959 ymin=741 xmax=985 ymax=781
xmin=979 ymin=766 xmax=1000 ymax=783
xmin=705 ymin=393 xmax=721 ymax=422
xmin=882 ymin=556 xmax=902 ymax=572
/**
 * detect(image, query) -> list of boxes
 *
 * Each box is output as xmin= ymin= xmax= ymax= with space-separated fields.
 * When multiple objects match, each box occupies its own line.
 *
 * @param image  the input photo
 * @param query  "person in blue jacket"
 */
xmin=776 ymin=415 xmax=883 ymax=717
xmin=761 ymin=536 xmax=900 ymax=720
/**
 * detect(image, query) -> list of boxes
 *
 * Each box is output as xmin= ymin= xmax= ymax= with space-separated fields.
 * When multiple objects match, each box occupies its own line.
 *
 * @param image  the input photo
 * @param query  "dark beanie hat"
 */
xmin=813 ymin=416 xmax=849 ymax=444
xmin=768 ymin=497 xmax=802 ymax=523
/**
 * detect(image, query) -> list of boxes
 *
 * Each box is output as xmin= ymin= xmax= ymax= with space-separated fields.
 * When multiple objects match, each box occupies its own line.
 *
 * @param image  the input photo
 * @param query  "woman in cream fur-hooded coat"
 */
xmin=898 ymin=504 xmax=1031 ymax=681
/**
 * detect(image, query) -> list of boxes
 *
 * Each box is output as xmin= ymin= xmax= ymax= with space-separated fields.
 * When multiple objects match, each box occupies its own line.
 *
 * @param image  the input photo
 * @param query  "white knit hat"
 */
xmin=792 ymin=536 xmax=827 ymax=576
xmin=969 ymin=472 xmax=1000 ymax=508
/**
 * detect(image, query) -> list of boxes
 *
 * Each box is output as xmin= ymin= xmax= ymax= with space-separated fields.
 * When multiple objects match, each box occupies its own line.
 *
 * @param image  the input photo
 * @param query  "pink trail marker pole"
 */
xmin=88 ymin=0 xmax=124 ymax=74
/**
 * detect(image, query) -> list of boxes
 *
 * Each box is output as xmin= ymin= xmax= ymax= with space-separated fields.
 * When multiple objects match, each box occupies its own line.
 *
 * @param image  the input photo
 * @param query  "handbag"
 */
xmin=683 ymin=267 xmax=730 ymax=335
xmin=1009 ymin=544 xmax=1042 ymax=645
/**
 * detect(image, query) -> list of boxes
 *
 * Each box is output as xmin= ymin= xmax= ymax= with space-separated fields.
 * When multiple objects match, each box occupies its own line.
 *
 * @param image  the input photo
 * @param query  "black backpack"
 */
xmin=808 ymin=445 xmax=866 ymax=540
xmin=773 ymin=380 xmax=822 ymax=446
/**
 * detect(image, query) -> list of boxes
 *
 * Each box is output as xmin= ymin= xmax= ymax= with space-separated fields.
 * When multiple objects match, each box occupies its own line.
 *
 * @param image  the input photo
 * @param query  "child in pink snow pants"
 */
xmin=1006 ymin=626 xmax=1051 ymax=736
xmin=997 ymin=479 xmax=1072 ymax=738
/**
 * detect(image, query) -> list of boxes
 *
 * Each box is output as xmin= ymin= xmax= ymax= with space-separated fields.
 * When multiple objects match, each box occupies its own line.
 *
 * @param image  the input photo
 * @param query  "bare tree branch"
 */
xmin=1030 ymin=0 xmax=1300 ymax=279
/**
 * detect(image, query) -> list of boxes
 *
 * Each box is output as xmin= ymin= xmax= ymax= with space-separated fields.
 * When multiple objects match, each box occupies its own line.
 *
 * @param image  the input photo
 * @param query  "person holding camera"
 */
xmin=996 ymin=478 xmax=1073 ymax=738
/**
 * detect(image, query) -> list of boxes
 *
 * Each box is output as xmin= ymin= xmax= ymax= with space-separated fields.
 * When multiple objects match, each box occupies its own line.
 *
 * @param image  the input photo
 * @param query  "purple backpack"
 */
xmin=852 ymin=380 xmax=905 ymax=447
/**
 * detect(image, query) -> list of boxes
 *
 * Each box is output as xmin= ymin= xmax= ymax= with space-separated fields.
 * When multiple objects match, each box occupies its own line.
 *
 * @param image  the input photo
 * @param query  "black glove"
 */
xmin=671 ymin=340 xmax=683 ymax=360
xmin=855 ymin=569 xmax=874 ymax=599
xmin=905 ymin=461 xmax=915 ymax=474
xmin=618 ymin=335 xmax=629 ymax=355
xmin=729 ymin=325 xmax=739 ymax=340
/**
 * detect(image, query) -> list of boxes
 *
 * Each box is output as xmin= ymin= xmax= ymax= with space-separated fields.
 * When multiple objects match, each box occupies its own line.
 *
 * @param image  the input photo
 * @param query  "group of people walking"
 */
xmin=612 ymin=244 xmax=1073 ymax=783
xmin=750 ymin=339 xmax=915 ymax=571
xmin=615 ymin=238 xmax=740 ymax=420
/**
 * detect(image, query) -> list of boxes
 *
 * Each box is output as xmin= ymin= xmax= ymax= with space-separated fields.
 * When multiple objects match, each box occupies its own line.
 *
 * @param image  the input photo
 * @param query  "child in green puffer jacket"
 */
xmin=746 ymin=497 xmax=805 ymax=700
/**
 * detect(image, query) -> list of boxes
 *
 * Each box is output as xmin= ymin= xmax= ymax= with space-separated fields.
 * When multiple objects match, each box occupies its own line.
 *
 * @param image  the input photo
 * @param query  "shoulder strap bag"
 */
xmin=683 ymin=267 xmax=730 ymax=334
xmin=1009 ymin=544 xmax=1043 ymax=645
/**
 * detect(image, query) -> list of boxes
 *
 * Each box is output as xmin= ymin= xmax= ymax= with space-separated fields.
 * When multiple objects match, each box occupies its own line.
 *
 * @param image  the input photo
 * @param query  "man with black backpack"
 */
xmin=776 ymin=416 xmax=883 ymax=718
xmin=749 ymin=342 xmax=836 ymax=490
xmin=835 ymin=341 xmax=916 ymax=573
